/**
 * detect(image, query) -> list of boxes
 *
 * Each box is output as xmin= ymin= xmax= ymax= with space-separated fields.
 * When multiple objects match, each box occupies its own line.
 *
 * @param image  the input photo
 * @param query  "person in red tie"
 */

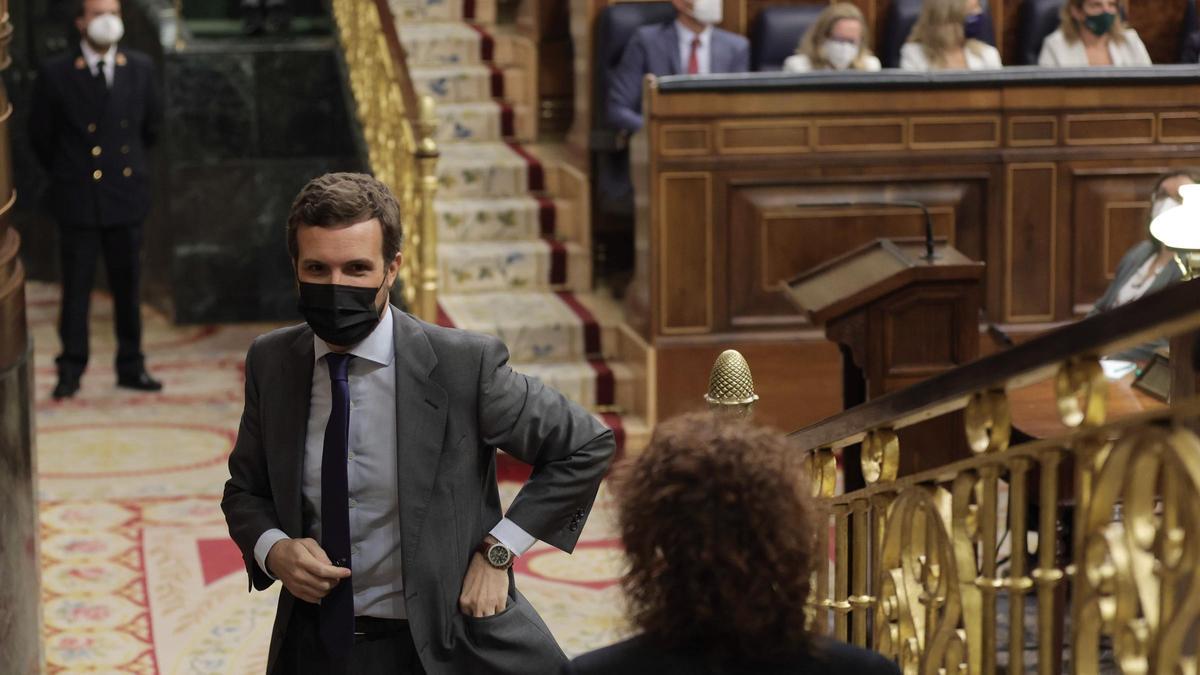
xmin=607 ymin=0 xmax=750 ymax=133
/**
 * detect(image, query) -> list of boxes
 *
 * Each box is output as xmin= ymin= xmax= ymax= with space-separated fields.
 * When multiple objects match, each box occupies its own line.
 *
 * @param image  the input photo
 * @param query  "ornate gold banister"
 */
xmin=329 ymin=0 xmax=438 ymax=320
xmin=769 ymin=278 xmax=1200 ymax=673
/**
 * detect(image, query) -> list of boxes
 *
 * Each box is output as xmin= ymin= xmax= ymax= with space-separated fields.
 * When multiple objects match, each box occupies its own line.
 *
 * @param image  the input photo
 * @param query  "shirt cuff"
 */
xmin=489 ymin=518 xmax=538 ymax=557
xmin=254 ymin=529 xmax=290 ymax=579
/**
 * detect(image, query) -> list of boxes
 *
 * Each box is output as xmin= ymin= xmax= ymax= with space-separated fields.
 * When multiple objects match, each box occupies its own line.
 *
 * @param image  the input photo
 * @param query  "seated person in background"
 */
xmin=1091 ymin=170 xmax=1198 ymax=362
xmin=1038 ymin=0 xmax=1151 ymax=67
xmin=607 ymin=0 xmax=750 ymax=133
xmin=1182 ymin=30 xmax=1200 ymax=63
xmin=784 ymin=2 xmax=882 ymax=73
xmin=564 ymin=412 xmax=901 ymax=675
xmin=900 ymin=0 xmax=1002 ymax=71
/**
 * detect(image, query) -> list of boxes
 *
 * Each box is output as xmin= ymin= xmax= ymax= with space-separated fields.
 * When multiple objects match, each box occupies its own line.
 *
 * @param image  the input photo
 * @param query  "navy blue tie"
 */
xmin=320 ymin=352 xmax=354 ymax=659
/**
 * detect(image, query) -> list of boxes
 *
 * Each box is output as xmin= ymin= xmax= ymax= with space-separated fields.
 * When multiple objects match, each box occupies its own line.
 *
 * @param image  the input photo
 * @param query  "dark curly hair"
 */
xmin=615 ymin=412 xmax=820 ymax=665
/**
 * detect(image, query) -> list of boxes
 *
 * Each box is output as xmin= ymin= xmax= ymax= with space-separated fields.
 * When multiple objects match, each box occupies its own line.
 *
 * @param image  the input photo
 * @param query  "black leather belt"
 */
xmin=354 ymin=616 xmax=409 ymax=642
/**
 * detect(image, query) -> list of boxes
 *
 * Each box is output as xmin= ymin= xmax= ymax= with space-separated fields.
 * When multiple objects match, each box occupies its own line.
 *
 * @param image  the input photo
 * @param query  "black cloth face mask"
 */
xmin=297 ymin=277 xmax=387 ymax=347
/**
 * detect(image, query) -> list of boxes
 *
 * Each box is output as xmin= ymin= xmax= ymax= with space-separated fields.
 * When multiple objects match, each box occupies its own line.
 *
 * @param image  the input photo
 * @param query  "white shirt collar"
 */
xmin=80 ymin=40 xmax=117 ymax=71
xmin=313 ymin=307 xmax=396 ymax=367
xmin=675 ymin=20 xmax=712 ymax=48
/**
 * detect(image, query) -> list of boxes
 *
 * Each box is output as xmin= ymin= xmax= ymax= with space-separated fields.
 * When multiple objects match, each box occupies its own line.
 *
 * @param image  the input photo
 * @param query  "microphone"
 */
xmin=792 ymin=199 xmax=940 ymax=262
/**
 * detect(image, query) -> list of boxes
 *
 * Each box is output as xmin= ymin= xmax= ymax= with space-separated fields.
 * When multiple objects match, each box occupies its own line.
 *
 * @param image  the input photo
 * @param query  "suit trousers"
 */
xmin=275 ymin=601 xmax=425 ymax=675
xmin=56 ymin=222 xmax=145 ymax=380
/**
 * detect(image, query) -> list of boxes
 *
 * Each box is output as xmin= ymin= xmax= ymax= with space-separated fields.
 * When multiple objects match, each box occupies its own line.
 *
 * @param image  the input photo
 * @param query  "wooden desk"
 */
xmin=626 ymin=68 xmax=1200 ymax=431
xmin=1010 ymin=373 xmax=1166 ymax=440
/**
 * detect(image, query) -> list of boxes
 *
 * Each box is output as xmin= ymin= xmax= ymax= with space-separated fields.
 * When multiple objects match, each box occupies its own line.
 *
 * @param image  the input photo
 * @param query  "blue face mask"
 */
xmin=963 ymin=13 xmax=986 ymax=41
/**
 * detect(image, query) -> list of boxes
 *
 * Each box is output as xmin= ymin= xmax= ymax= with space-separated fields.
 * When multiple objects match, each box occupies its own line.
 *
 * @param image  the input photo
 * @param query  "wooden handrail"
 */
xmin=790 ymin=277 xmax=1200 ymax=450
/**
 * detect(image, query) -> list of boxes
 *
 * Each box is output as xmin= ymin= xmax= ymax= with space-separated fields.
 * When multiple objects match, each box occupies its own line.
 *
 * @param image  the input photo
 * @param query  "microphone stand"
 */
xmin=792 ymin=199 xmax=940 ymax=262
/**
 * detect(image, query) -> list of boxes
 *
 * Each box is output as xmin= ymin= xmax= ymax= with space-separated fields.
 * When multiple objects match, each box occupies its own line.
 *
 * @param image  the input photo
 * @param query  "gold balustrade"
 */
xmin=773 ymin=279 xmax=1200 ymax=674
xmin=329 ymin=0 xmax=438 ymax=320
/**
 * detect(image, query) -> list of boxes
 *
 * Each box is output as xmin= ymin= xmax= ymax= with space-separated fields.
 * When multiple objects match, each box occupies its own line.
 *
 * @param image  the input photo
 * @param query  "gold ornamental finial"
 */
xmin=704 ymin=349 xmax=759 ymax=415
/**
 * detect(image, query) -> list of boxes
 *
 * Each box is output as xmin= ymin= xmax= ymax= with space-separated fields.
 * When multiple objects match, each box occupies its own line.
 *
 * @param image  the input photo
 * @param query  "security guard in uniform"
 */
xmin=30 ymin=0 xmax=163 ymax=399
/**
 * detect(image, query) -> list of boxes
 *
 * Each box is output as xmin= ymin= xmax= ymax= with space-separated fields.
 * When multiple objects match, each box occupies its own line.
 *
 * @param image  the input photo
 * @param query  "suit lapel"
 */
xmin=390 ymin=308 xmax=448 ymax=572
xmin=276 ymin=328 xmax=315 ymax=536
xmin=710 ymin=31 xmax=728 ymax=72
xmin=68 ymin=52 xmax=107 ymax=114
xmin=105 ymin=51 xmax=131 ymax=123
xmin=664 ymin=22 xmax=682 ymax=75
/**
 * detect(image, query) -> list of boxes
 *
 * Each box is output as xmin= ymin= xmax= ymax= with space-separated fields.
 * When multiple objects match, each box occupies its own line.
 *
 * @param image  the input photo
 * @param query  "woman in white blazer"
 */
xmin=1037 ymin=0 xmax=1151 ymax=67
xmin=900 ymin=0 xmax=1002 ymax=71
xmin=783 ymin=3 xmax=882 ymax=73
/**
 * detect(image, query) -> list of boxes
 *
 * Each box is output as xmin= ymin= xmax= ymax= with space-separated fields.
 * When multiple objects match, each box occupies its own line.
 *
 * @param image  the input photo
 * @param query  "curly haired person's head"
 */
xmin=615 ymin=412 xmax=820 ymax=664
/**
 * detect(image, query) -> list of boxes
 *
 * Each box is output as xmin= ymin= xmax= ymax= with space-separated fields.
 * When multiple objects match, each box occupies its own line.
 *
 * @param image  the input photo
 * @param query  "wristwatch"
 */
xmin=477 ymin=539 xmax=515 ymax=570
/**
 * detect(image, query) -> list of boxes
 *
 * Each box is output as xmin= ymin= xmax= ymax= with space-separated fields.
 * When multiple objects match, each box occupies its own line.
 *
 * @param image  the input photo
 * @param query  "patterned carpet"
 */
xmin=29 ymin=281 xmax=629 ymax=674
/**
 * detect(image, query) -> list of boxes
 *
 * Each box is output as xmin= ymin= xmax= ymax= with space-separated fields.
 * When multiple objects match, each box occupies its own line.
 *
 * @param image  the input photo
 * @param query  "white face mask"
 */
xmin=690 ymin=0 xmax=723 ymax=26
xmin=820 ymin=40 xmax=859 ymax=70
xmin=87 ymin=13 xmax=125 ymax=48
xmin=1152 ymin=195 xmax=1183 ymax=222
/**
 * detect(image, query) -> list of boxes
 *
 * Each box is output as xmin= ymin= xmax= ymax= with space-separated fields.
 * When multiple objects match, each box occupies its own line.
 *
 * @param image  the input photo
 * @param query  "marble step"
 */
xmin=389 ymin=0 xmax=496 ymax=23
xmin=435 ymin=102 xmax=534 ymax=144
xmin=437 ymin=142 xmax=530 ymax=199
xmin=439 ymin=240 xmax=589 ymax=295
xmin=396 ymin=22 xmax=482 ymax=67
xmin=411 ymin=64 xmax=529 ymax=105
xmin=437 ymin=196 xmax=582 ymax=246
xmin=512 ymin=361 xmax=638 ymax=415
xmin=438 ymin=291 xmax=619 ymax=364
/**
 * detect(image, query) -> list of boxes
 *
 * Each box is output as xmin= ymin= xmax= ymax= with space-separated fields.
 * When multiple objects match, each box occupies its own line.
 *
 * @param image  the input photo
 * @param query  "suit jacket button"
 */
xmin=87 ymin=123 xmax=97 ymax=133
xmin=121 ymin=145 xmax=130 ymax=154
xmin=120 ymin=119 xmax=129 ymax=129
xmin=123 ymin=167 xmax=132 ymax=177
xmin=91 ymin=145 xmax=102 ymax=157
xmin=92 ymin=169 xmax=103 ymax=181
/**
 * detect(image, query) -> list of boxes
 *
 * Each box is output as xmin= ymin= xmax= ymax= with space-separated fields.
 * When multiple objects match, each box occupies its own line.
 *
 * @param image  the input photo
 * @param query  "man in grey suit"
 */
xmin=222 ymin=173 xmax=615 ymax=674
xmin=606 ymin=0 xmax=750 ymax=133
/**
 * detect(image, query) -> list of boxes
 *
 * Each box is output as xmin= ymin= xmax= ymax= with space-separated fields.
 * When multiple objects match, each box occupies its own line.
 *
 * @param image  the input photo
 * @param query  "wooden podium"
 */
xmin=786 ymin=238 xmax=985 ymax=486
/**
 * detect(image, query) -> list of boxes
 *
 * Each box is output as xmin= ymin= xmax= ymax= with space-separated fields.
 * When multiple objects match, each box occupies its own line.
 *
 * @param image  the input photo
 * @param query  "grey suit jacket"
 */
xmin=222 ymin=306 xmax=616 ymax=674
xmin=1090 ymin=240 xmax=1182 ymax=361
xmin=606 ymin=21 xmax=750 ymax=132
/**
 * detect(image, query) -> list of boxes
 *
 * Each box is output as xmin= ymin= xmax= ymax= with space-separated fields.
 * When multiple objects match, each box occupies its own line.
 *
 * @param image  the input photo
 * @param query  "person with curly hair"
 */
xmin=564 ymin=412 xmax=899 ymax=674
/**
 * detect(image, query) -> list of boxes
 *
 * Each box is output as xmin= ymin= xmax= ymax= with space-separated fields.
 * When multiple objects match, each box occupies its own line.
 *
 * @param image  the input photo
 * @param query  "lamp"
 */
xmin=1150 ymin=183 xmax=1200 ymax=279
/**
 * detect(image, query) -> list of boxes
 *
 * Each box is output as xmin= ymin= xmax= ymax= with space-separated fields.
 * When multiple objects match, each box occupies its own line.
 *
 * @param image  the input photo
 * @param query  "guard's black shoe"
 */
xmin=117 ymin=371 xmax=163 ymax=392
xmin=53 ymin=376 xmax=80 ymax=400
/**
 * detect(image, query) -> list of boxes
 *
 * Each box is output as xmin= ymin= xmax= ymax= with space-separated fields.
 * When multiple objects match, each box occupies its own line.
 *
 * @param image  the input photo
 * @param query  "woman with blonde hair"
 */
xmin=900 ymin=0 xmax=1001 ymax=71
xmin=784 ymin=2 xmax=882 ymax=72
xmin=1037 ymin=0 xmax=1150 ymax=67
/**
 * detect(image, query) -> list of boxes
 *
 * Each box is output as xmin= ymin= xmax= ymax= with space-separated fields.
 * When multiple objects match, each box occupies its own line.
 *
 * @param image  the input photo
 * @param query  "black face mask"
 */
xmin=297 ymin=277 xmax=387 ymax=347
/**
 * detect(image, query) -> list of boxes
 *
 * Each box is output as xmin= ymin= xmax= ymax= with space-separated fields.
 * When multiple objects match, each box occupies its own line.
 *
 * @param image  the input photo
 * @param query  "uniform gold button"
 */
xmin=87 ymin=123 xmax=97 ymax=133
xmin=121 ymin=145 xmax=130 ymax=154
xmin=91 ymin=146 xmax=102 ymax=157
xmin=92 ymin=170 xmax=103 ymax=181
xmin=120 ymin=119 xmax=129 ymax=129
xmin=122 ymin=167 xmax=132 ymax=177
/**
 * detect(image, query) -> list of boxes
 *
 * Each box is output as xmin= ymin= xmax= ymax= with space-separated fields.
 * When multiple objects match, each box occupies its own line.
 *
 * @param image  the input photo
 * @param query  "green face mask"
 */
xmin=1082 ymin=10 xmax=1117 ymax=37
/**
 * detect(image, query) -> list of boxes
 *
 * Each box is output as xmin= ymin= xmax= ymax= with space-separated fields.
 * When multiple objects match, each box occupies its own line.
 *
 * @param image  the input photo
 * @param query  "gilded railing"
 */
xmin=329 ymin=0 xmax=439 ymax=320
xmin=783 ymin=279 xmax=1200 ymax=674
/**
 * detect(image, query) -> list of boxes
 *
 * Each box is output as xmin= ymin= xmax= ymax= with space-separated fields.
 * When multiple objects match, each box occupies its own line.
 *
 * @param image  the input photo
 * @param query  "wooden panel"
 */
xmin=910 ymin=116 xmax=1001 ymax=149
xmin=1064 ymin=113 xmax=1156 ymax=146
xmin=1069 ymin=169 xmax=1163 ymax=311
xmin=1008 ymin=115 xmax=1058 ymax=147
xmin=1160 ymin=112 xmax=1200 ymax=143
xmin=660 ymin=124 xmax=712 ymax=156
xmin=727 ymin=179 xmax=987 ymax=328
xmin=815 ymin=119 xmax=907 ymax=151
xmin=717 ymin=120 xmax=810 ymax=155
xmin=1127 ymin=0 xmax=1189 ymax=65
xmin=1005 ymin=163 xmax=1057 ymax=321
xmin=883 ymin=298 xmax=961 ymax=373
xmin=658 ymin=172 xmax=713 ymax=334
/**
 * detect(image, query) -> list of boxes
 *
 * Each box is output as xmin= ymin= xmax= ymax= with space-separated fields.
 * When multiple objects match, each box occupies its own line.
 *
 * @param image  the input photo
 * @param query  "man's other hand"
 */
xmin=459 ymin=543 xmax=511 ymax=617
xmin=265 ymin=538 xmax=352 ymax=604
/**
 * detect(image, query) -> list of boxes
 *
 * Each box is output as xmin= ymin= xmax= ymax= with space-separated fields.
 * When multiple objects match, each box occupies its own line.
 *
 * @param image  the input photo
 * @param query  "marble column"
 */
xmin=0 ymin=0 xmax=43 ymax=671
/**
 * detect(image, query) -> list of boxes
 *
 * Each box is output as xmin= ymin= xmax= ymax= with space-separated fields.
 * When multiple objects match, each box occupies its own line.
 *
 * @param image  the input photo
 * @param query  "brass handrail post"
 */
xmin=413 ymin=95 xmax=439 ymax=321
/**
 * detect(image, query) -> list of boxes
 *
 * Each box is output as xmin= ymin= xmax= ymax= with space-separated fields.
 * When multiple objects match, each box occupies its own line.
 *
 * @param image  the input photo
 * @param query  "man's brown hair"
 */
xmin=286 ymin=173 xmax=403 ymax=263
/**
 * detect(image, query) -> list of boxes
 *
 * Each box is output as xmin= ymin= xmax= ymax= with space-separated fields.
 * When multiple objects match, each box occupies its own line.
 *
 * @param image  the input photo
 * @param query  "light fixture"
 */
xmin=1150 ymin=182 xmax=1200 ymax=279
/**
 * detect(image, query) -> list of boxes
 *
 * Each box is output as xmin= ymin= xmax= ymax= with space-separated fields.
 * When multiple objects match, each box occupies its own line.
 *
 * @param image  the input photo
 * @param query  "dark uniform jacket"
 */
xmin=29 ymin=46 xmax=162 ymax=227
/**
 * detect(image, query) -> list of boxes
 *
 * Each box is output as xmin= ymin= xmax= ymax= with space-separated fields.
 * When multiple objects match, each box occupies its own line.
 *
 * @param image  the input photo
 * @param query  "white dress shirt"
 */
xmin=900 ymin=40 xmax=1003 ymax=71
xmin=253 ymin=311 xmax=537 ymax=618
xmin=676 ymin=20 xmax=713 ymax=74
xmin=79 ymin=40 xmax=117 ymax=88
xmin=1037 ymin=28 xmax=1152 ymax=67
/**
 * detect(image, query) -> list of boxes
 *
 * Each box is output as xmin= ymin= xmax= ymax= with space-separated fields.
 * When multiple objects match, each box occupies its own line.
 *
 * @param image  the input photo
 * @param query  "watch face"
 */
xmin=487 ymin=544 xmax=512 ymax=568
